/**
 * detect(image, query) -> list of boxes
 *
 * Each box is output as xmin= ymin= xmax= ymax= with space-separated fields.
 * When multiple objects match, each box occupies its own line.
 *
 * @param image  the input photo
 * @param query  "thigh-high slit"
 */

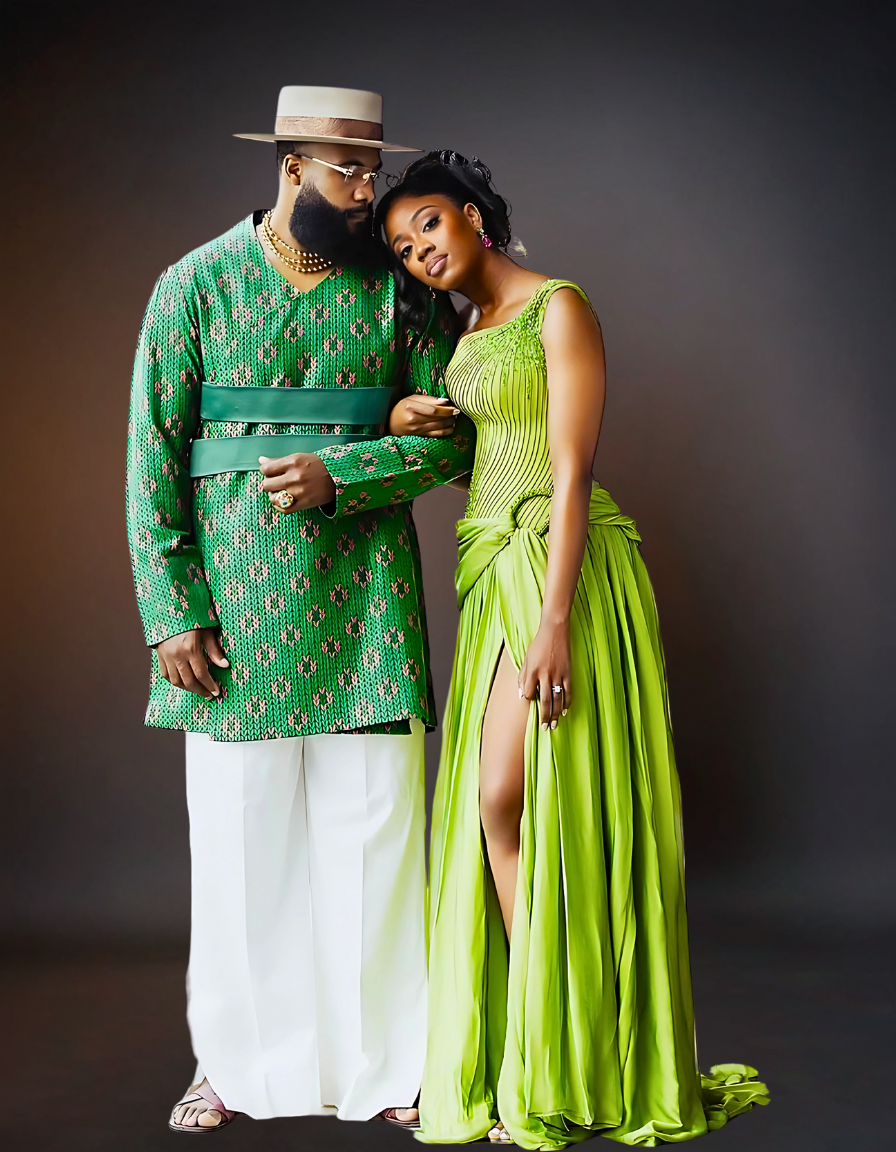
xmin=479 ymin=646 xmax=529 ymax=938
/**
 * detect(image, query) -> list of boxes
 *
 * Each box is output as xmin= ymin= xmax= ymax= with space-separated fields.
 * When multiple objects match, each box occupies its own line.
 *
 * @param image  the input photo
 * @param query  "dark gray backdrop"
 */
xmin=2 ymin=0 xmax=893 ymax=940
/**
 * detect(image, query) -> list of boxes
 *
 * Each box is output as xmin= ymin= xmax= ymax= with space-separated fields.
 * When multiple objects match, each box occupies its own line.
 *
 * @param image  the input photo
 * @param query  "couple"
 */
xmin=126 ymin=86 xmax=766 ymax=1147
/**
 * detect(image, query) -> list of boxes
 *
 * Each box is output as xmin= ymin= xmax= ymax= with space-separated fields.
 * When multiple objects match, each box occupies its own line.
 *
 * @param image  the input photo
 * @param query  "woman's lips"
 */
xmin=426 ymin=254 xmax=447 ymax=277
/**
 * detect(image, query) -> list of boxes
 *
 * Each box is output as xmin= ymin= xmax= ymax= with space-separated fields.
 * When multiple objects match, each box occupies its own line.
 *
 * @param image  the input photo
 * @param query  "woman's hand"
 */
xmin=389 ymin=394 xmax=459 ymax=438
xmin=518 ymin=620 xmax=572 ymax=730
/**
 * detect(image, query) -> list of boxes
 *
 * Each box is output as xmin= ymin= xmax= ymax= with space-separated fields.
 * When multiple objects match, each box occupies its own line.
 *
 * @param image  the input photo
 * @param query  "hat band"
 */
xmin=274 ymin=115 xmax=383 ymax=141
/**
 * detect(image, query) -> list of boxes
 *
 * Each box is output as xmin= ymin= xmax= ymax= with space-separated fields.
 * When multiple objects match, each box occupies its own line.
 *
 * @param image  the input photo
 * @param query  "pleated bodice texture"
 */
xmin=447 ymin=279 xmax=570 ymax=530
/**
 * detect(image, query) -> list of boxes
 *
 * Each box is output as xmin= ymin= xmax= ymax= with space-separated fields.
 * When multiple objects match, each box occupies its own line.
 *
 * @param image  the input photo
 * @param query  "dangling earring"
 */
xmin=429 ymin=287 xmax=436 ymax=300
xmin=477 ymin=226 xmax=493 ymax=249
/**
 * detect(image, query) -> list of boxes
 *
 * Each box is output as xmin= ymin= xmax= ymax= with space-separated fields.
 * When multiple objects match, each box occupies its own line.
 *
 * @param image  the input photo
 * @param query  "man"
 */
xmin=125 ymin=86 xmax=472 ymax=1131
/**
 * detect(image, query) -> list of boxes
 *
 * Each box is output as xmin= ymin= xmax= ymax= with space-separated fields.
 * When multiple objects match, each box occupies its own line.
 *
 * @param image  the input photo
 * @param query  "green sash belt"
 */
xmin=190 ymin=433 xmax=370 ymax=477
xmin=200 ymin=383 xmax=394 ymax=424
xmin=190 ymin=384 xmax=394 ymax=476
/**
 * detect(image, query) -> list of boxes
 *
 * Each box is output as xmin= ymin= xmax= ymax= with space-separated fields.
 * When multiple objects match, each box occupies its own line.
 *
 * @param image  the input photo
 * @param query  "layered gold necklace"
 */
xmin=260 ymin=211 xmax=333 ymax=274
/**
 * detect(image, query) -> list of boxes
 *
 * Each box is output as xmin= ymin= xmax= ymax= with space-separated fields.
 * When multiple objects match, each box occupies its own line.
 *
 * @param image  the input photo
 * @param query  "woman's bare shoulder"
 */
xmin=541 ymin=284 xmax=602 ymax=345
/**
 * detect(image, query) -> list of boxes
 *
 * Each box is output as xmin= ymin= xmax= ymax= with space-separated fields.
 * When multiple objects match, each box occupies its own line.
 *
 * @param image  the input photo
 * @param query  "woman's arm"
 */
xmin=388 ymin=397 xmax=470 ymax=490
xmin=518 ymin=289 xmax=606 ymax=728
xmin=316 ymin=320 xmax=473 ymax=518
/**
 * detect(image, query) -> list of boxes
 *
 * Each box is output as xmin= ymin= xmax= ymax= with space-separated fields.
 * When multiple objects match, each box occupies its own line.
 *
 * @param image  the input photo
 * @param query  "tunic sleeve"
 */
xmin=316 ymin=319 xmax=475 ymax=518
xmin=126 ymin=269 xmax=218 ymax=647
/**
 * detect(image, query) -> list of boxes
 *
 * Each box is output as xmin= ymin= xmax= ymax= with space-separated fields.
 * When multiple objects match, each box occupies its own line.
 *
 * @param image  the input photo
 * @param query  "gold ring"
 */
xmin=275 ymin=490 xmax=294 ymax=509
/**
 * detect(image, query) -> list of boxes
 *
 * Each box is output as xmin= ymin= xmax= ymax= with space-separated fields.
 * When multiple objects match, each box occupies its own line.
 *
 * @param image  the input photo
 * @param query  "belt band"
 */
xmin=200 ymin=384 xmax=394 ymax=425
xmin=190 ymin=433 xmax=369 ymax=477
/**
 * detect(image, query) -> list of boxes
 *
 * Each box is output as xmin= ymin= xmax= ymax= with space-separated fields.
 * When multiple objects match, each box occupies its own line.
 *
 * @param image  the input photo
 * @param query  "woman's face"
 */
xmin=385 ymin=194 xmax=483 ymax=291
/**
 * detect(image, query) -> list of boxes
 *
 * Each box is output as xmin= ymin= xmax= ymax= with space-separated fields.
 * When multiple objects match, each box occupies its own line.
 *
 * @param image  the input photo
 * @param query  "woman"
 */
xmin=379 ymin=152 xmax=767 ymax=1149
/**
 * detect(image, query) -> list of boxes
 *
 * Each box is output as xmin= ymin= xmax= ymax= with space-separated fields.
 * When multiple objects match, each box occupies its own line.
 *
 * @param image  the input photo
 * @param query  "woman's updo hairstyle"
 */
xmin=375 ymin=150 xmax=513 ymax=337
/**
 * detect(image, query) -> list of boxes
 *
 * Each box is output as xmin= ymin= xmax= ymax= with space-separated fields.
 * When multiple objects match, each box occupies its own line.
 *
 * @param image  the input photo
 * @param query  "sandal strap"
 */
xmin=172 ymin=1084 xmax=236 ymax=1126
xmin=193 ymin=1082 xmax=235 ymax=1120
xmin=381 ymin=1107 xmax=421 ymax=1128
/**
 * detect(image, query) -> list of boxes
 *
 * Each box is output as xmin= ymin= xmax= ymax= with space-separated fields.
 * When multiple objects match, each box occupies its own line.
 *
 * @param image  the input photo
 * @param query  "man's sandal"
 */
xmin=488 ymin=1120 xmax=513 ymax=1143
xmin=379 ymin=1107 xmax=421 ymax=1130
xmin=169 ymin=1081 xmax=237 ymax=1133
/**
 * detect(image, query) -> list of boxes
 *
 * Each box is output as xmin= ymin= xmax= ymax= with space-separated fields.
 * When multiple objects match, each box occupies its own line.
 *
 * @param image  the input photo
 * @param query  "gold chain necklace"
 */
xmin=261 ymin=211 xmax=333 ymax=274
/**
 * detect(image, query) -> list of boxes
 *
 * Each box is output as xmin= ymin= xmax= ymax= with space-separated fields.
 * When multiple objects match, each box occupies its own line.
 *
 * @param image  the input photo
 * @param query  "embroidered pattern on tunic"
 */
xmin=126 ymin=215 xmax=474 ymax=740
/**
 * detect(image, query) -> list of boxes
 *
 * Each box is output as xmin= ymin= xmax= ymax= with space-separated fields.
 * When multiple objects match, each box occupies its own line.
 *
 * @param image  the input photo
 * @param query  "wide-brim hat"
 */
xmin=235 ymin=85 xmax=419 ymax=152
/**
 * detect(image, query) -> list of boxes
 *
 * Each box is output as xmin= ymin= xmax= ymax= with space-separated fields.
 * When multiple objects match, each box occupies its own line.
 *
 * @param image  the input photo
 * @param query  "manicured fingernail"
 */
xmin=551 ymin=721 xmax=557 ymax=729
xmin=220 ymin=659 xmax=230 ymax=668
xmin=258 ymin=456 xmax=269 ymax=462
xmin=541 ymin=722 xmax=548 ymax=731
xmin=562 ymin=709 xmax=568 ymax=716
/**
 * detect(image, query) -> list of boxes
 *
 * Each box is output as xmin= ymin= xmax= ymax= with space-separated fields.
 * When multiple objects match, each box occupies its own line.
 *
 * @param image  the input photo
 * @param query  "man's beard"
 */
xmin=288 ymin=184 xmax=384 ymax=269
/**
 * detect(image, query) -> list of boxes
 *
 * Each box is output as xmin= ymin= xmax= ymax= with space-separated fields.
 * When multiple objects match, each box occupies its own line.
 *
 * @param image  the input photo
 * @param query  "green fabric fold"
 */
xmin=456 ymin=486 xmax=640 ymax=608
xmin=418 ymin=485 xmax=766 ymax=1149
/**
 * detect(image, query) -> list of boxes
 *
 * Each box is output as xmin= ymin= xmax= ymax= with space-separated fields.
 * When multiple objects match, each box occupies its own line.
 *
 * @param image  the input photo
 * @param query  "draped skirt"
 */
xmin=417 ymin=486 xmax=767 ymax=1149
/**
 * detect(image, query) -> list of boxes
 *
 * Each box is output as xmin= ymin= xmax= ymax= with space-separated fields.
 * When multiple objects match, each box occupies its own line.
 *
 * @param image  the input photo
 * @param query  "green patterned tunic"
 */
xmin=126 ymin=213 xmax=473 ymax=741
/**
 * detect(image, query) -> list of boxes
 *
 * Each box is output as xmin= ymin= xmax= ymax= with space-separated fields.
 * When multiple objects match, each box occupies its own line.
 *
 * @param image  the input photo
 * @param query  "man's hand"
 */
xmin=259 ymin=452 xmax=337 ymax=512
xmin=155 ymin=627 xmax=229 ymax=699
xmin=389 ymin=395 xmax=458 ymax=438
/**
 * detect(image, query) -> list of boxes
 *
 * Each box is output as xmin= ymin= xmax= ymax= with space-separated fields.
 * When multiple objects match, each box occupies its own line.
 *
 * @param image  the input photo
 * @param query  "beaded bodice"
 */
xmin=446 ymin=279 xmax=592 ymax=530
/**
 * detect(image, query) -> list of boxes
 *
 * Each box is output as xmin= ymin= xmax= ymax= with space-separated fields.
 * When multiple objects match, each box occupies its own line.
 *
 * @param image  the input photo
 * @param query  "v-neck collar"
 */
xmin=243 ymin=213 xmax=342 ymax=310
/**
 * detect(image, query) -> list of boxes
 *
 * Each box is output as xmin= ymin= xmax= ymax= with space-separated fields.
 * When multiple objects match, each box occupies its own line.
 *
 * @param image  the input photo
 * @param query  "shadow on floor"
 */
xmin=0 ymin=912 xmax=891 ymax=1151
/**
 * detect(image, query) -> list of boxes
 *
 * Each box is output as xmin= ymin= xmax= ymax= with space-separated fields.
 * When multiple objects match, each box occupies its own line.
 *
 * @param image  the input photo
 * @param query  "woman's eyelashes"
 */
xmin=397 ymin=217 xmax=440 ymax=262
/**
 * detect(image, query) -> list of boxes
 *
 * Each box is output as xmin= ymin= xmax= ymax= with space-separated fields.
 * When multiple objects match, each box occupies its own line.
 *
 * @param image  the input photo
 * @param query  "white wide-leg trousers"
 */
xmin=184 ymin=722 xmax=427 ymax=1120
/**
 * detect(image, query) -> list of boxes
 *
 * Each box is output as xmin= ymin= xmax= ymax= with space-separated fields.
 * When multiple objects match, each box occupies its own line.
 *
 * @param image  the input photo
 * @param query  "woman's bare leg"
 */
xmin=479 ymin=648 xmax=530 ymax=937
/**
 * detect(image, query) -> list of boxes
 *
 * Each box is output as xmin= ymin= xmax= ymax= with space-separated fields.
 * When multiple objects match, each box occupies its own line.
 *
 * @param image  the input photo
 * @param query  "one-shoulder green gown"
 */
xmin=417 ymin=281 xmax=767 ymax=1148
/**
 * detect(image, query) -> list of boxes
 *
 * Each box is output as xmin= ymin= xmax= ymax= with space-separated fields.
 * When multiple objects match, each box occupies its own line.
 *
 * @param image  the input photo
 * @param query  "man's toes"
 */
xmin=198 ymin=1108 xmax=223 ymax=1129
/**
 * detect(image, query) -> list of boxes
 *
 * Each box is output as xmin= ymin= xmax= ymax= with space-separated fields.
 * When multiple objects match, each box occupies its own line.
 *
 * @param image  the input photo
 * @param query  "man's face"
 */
xmin=285 ymin=142 xmax=384 ymax=266
xmin=295 ymin=142 xmax=382 ymax=231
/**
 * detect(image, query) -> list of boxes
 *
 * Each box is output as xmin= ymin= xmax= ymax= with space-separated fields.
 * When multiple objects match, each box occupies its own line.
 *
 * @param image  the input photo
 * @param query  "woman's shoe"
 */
xmin=488 ymin=1120 xmax=513 ymax=1143
xmin=169 ymin=1080 xmax=237 ymax=1133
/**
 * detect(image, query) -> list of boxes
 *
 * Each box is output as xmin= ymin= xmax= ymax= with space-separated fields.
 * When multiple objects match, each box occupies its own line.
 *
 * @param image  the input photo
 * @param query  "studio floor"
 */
xmin=1 ymin=914 xmax=890 ymax=1152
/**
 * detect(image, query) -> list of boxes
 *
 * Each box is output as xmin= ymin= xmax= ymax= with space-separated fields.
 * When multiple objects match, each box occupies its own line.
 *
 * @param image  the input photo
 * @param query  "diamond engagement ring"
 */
xmin=552 ymin=685 xmax=563 ymax=694
xmin=275 ymin=490 xmax=294 ymax=510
